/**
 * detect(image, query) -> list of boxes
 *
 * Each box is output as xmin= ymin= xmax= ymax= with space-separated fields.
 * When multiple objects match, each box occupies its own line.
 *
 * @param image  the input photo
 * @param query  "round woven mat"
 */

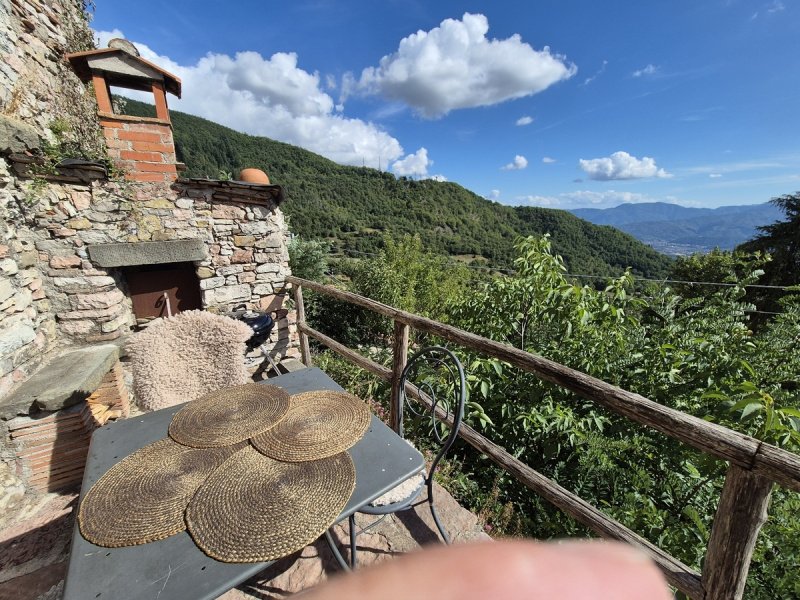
xmin=78 ymin=438 xmax=243 ymax=547
xmin=169 ymin=383 xmax=290 ymax=448
xmin=186 ymin=445 xmax=355 ymax=562
xmin=250 ymin=390 xmax=371 ymax=462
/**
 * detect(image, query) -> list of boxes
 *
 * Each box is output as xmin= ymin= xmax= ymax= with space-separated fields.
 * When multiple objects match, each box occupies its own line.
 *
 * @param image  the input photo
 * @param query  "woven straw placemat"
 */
xmin=169 ymin=383 xmax=290 ymax=448
xmin=78 ymin=438 xmax=243 ymax=547
xmin=186 ymin=445 xmax=355 ymax=562
xmin=250 ymin=390 xmax=371 ymax=462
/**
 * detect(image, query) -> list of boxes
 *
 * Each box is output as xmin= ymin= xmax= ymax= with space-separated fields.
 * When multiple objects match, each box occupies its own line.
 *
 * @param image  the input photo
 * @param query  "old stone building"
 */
xmin=1 ymin=0 xmax=299 ymax=494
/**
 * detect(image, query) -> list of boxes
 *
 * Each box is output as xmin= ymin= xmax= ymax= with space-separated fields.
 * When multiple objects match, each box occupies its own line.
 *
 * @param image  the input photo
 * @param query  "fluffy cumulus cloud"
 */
xmin=516 ymin=116 xmax=534 ymax=126
xmin=391 ymin=148 xmax=432 ymax=177
xmin=542 ymin=156 xmax=556 ymax=164
xmin=94 ymin=30 xmax=407 ymax=168
xmin=501 ymin=155 xmax=528 ymax=171
xmin=356 ymin=13 xmax=576 ymax=118
xmin=518 ymin=190 xmax=655 ymax=209
xmin=579 ymin=151 xmax=670 ymax=180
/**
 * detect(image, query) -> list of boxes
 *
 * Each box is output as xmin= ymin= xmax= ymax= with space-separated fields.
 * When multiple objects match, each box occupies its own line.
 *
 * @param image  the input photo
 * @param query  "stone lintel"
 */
xmin=87 ymin=239 xmax=207 ymax=268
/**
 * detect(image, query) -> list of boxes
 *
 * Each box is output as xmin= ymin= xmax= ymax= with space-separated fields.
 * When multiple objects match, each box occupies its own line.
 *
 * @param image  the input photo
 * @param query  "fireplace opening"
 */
xmin=123 ymin=262 xmax=202 ymax=324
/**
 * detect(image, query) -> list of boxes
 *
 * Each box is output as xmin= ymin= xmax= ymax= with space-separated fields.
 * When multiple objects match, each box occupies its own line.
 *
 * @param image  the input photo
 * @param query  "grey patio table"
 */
xmin=63 ymin=367 xmax=424 ymax=600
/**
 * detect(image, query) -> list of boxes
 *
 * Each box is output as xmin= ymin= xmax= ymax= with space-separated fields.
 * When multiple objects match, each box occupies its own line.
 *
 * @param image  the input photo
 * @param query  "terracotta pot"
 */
xmin=238 ymin=168 xmax=270 ymax=184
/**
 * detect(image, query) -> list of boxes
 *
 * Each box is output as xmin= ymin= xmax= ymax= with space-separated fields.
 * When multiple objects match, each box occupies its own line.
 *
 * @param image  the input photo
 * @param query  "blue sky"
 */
xmin=91 ymin=1 xmax=799 ymax=209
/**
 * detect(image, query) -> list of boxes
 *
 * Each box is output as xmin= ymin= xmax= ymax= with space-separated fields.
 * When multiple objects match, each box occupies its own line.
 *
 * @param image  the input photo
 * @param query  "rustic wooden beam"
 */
xmin=293 ymin=285 xmax=312 ymax=367
xmin=151 ymin=81 xmax=170 ymax=122
xmin=405 ymin=383 xmax=704 ymax=599
xmin=300 ymin=323 xmax=391 ymax=381
xmin=702 ymin=465 xmax=773 ymax=600
xmin=390 ymin=321 xmax=409 ymax=433
xmin=286 ymin=276 xmax=800 ymax=493
xmin=304 ymin=320 xmax=704 ymax=598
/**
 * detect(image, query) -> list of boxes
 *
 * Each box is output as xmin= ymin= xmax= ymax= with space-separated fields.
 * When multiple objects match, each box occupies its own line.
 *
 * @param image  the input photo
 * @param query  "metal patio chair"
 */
xmin=326 ymin=345 xmax=466 ymax=570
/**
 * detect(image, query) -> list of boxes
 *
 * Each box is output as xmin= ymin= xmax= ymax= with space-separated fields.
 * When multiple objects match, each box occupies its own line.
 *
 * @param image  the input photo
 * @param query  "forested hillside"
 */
xmin=122 ymin=99 xmax=672 ymax=277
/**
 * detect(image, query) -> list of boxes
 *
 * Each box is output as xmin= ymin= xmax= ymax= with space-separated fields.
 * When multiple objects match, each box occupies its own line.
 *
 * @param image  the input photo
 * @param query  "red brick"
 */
xmin=99 ymin=119 xmax=124 ymax=129
xmin=117 ymin=130 xmax=162 ymax=143
xmin=119 ymin=150 xmax=164 ymax=162
xmin=135 ymin=141 xmax=174 ymax=152
xmin=135 ymin=162 xmax=177 ymax=173
xmin=127 ymin=172 xmax=169 ymax=182
xmin=126 ymin=122 xmax=171 ymax=134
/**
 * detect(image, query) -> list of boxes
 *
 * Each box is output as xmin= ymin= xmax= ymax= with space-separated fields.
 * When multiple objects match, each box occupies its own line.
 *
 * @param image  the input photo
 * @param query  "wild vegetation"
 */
xmin=295 ymin=194 xmax=800 ymax=599
xmin=124 ymin=95 xmax=797 ymax=595
xmin=121 ymin=98 xmax=673 ymax=278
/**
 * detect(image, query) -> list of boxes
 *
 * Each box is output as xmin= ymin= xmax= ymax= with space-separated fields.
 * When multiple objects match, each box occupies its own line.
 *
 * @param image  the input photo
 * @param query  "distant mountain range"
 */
xmin=569 ymin=202 xmax=784 ymax=255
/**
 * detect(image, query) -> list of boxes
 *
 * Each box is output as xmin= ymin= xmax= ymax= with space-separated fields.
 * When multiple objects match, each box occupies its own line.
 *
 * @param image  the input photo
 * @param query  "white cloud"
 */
xmin=219 ymin=51 xmax=334 ymax=117
xmin=391 ymin=147 xmax=431 ymax=177
xmin=767 ymin=0 xmax=785 ymax=13
xmin=356 ymin=13 xmax=576 ymax=118
xmin=501 ymin=155 xmax=528 ymax=171
xmin=579 ymin=151 xmax=670 ymax=180
xmin=517 ymin=190 xmax=656 ymax=209
xmin=487 ymin=189 xmax=501 ymax=200
xmin=518 ymin=195 xmax=560 ymax=206
xmin=686 ymin=160 xmax=786 ymax=175
xmin=426 ymin=174 xmax=448 ymax=182
xmin=94 ymin=30 xmax=404 ymax=168
xmin=516 ymin=116 xmax=534 ymax=126
xmin=582 ymin=60 xmax=607 ymax=86
xmin=632 ymin=64 xmax=659 ymax=78
xmin=709 ymin=173 xmax=723 ymax=178
xmin=542 ymin=156 xmax=556 ymax=164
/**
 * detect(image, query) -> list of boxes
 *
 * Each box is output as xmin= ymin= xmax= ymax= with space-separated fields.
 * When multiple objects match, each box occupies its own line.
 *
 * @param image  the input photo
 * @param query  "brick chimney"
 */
xmin=66 ymin=40 xmax=182 ymax=183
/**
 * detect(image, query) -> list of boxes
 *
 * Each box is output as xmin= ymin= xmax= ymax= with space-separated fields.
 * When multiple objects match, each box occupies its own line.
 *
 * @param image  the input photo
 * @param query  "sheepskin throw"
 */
xmin=126 ymin=310 xmax=253 ymax=411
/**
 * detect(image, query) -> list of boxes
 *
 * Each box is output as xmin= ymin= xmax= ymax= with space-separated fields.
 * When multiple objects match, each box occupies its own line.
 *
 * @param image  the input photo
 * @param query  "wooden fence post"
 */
xmin=390 ymin=321 xmax=409 ymax=433
xmin=702 ymin=464 xmax=773 ymax=600
xmin=293 ymin=284 xmax=312 ymax=367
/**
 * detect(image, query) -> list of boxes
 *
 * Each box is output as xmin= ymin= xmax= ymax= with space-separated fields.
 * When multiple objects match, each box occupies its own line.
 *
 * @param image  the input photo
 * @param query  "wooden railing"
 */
xmin=287 ymin=276 xmax=800 ymax=600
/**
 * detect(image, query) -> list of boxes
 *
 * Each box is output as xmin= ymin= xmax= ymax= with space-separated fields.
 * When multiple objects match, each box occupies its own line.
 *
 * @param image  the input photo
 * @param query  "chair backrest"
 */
xmin=397 ymin=346 xmax=466 ymax=478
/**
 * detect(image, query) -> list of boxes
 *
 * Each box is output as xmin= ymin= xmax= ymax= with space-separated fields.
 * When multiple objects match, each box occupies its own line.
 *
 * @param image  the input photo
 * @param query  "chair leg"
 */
xmin=349 ymin=514 xmax=358 ymax=569
xmin=324 ymin=529 xmax=351 ymax=572
xmin=325 ymin=514 xmax=360 ymax=570
xmin=428 ymin=494 xmax=451 ymax=544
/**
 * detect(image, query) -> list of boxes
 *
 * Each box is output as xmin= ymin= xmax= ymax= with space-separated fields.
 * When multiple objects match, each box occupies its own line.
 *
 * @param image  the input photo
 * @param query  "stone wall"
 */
xmin=0 ymin=161 xmax=59 ymax=400
xmin=0 ymin=0 xmax=103 ymax=400
xmin=0 ymin=0 xmax=102 ymax=155
xmin=1 ymin=168 xmax=298 ymax=355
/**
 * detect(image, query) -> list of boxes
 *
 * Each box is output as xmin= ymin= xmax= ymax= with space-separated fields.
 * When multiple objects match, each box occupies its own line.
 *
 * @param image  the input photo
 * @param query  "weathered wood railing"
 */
xmin=287 ymin=276 xmax=800 ymax=600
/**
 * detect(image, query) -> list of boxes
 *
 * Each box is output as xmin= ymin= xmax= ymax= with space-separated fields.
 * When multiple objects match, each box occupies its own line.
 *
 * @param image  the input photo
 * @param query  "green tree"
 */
xmin=669 ymin=248 xmax=768 ymax=299
xmin=447 ymin=236 xmax=799 ymax=597
xmin=288 ymin=237 xmax=329 ymax=282
xmin=308 ymin=235 xmax=472 ymax=347
xmin=739 ymin=192 xmax=800 ymax=286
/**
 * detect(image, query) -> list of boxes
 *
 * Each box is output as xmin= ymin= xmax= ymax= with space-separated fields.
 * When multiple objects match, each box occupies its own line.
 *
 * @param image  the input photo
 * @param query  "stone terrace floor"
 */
xmin=0 ymin=479 xmax=488 ymax=600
